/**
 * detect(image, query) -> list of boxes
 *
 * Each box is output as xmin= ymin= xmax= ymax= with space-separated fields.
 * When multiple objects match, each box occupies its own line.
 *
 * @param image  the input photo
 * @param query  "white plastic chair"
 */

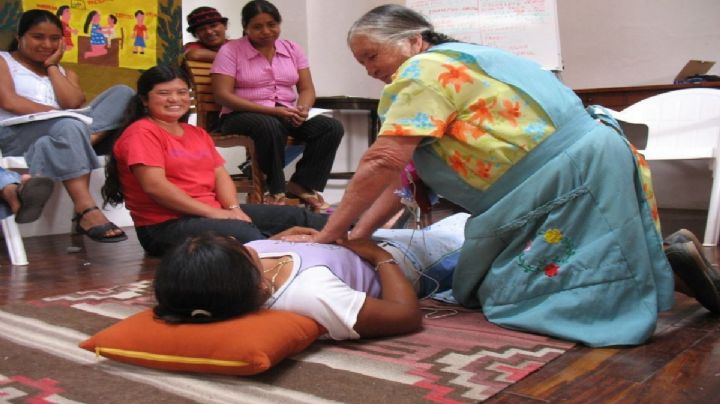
xmin=0 ymin=154 xmax=30 ymax=265
xmin=610 ymin=88 xmax=720 ymax=246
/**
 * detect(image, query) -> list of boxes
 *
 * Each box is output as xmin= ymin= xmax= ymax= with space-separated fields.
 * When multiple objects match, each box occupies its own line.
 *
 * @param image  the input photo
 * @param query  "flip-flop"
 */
xmin=286 ymin=190 xmax=332 ymax=213
xmin=15 ymin=176 xmax=54 ymax=224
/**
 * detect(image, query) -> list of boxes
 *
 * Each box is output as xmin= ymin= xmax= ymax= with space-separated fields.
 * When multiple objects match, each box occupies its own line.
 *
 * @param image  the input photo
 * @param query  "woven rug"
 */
xmin=0 ymin=281 xmax=574 ymax=403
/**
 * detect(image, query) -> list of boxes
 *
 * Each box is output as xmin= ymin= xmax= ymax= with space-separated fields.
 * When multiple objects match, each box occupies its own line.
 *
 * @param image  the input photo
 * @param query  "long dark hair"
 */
xmin=241 ymin=0 xmax=282 ymax=33
xmin=56 ymin=5 xmax=69 ymax=19
xmin=153 ymin=233 xmax=265 ymax=324
xmin=83 ymin=10 xmax=98 ymax=34
xmin=347 ymin=4 xmax=457 ymax=47
xmin=102 ymin=65 xmax=191 ymax=207
xmin=9 ymin=9 xmax=63 ymax=51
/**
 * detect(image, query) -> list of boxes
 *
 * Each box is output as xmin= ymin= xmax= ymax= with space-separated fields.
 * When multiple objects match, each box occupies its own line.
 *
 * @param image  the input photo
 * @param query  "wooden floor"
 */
xmin=1 ymin=226 xmax=719 ymax=403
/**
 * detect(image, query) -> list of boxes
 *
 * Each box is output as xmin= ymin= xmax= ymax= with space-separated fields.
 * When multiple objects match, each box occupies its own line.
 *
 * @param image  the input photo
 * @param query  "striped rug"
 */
xmin=0 ymin=280 xmax=574 ymax=403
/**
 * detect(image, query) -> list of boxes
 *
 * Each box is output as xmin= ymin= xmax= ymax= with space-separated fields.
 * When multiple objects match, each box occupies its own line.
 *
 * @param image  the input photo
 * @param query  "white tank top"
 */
xmin=0 ymin=51 xmax=65 ymax=121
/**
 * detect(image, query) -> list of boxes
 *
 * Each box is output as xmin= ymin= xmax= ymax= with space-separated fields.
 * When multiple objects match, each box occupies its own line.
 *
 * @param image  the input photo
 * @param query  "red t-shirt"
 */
xmin=113 ymin=118 xmax=225 ymax=226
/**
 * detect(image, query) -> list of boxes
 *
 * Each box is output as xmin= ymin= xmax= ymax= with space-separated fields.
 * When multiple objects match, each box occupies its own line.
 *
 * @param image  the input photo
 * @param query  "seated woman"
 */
xmin=0 ymin=9 xmax=134 ymax=243
xmin=212 ymin=0 xmax=344 ymax=211
xmin=183 ymin=7 xmax=230 ymax=62
xmin=0 ymin=168 xmax=53 ymax=224
xmin=155 ymin=233 xmax=423 ymax=339
xmin=102 ymin=64 xmax=328 ymax=257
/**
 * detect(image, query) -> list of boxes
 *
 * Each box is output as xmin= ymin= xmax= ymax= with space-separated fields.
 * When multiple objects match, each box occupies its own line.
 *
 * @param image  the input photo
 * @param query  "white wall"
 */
xmin=179 ymin=0 xmax=720 ymax=209
xmin=557 ymin=0 xmax=720 ymax=89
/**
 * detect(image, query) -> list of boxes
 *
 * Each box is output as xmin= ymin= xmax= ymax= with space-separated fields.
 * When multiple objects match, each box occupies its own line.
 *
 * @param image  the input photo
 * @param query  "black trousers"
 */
xmin=219 ymin=112 xmax=344 ymax=195
xmin=135 ymin=204 xmax=328 ymax=256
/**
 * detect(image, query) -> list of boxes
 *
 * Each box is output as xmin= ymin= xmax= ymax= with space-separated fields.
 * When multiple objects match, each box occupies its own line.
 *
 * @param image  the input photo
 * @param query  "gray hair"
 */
xmin=347 ymin=4 xmax=458 ymax=47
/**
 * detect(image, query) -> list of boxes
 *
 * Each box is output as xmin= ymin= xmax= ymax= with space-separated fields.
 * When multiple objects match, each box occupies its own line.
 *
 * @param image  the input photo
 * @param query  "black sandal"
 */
xmin=72 ymin=206 xmax=128 ymax=243
xmin=15 ymin=176 xmax=54 ymax=224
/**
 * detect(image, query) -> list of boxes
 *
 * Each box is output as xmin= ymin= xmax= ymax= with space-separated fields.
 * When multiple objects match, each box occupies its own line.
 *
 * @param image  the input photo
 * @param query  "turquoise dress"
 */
xmin=409 ymin=43 xmax=674 ymax=347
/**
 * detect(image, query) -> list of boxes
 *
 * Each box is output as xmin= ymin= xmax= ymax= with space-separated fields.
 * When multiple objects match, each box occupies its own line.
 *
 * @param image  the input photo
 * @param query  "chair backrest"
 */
xmin=182 ymin=59 xmax=265 ymax=203
xmin=183 ymin=60 xmax=220 ymax=130
xmin=618 ymin=88 xmax=720 ymax=160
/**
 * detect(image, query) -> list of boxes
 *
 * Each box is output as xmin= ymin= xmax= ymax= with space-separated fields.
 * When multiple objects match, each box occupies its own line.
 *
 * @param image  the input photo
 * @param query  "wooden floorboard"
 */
xmin=1 ymin=225 xmax=719 ymax=402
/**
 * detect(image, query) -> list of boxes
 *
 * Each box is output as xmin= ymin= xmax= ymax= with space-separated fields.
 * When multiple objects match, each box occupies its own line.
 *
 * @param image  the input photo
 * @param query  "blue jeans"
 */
xmin=0 ymin=168 xmax=21 ymax=220
xmin=135 ymin=204 xmax=329 ymax=256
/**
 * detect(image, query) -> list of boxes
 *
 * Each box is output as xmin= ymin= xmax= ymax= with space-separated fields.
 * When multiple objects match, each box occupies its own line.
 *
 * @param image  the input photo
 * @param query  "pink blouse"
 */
xmin=211 ymin=37 xmax=309 ymax=115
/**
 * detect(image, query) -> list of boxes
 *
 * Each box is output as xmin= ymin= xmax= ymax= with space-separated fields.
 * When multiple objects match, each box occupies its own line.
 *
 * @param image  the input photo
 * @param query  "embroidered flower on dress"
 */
xmin=543 ymin=228 xmax=563 ymax=244
xmin=517 ymin=228 xmax=575 ymax=277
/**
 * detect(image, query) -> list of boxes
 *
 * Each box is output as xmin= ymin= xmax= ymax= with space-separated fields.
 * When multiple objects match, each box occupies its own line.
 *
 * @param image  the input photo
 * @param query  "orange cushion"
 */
xmin=79 ymin=308 xmax=323 ymax=375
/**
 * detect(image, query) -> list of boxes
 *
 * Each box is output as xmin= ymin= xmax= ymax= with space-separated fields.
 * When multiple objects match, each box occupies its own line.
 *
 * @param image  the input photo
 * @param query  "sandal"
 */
xmin=264 ymin=193 xmax=287 ymax=205
xmin=286 ymin=190 xmax=333 ymax=213
xmin=72 ymin=206 xmax=128 ymax=243
xmin=15 ymin=176 xmax=54 ymax=224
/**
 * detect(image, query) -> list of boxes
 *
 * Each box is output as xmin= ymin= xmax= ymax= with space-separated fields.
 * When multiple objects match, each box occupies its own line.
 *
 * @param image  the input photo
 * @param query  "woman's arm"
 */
xmin=340 ymin=238 xmax=421 ymax=338
xmin=291 ymin=68 xmax=315 ymax=126
xmin=0 ymin=56 xmax=83 ymax=114
xmin=184 ymin=48 xmax=218 ymax=63
xmin=349 ymin=176 xmax=404 ymax=239
xmin=48 ymin=67 xmax=85 ymax=109
xmin=131 ymin=164 xmax=240 ymax=219
xmin=212 ymin=73 xmax=300 ymax=121
xmin=45 ymin=43 xmax=85 ymax=108
xmin=213 ymin=165 xmax=251 ymax=221
xmin=315 ymin=136 xmax=423 ymax=243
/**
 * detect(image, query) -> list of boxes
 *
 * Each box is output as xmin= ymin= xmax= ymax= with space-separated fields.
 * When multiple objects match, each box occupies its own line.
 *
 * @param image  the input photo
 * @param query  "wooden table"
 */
xmin=315 ymin=96 xmax=380 ymax=146
xmin=574 ymin=82 xmax=720 ymax=110
xmin=315 ymin=96 xmax=380 ymax=180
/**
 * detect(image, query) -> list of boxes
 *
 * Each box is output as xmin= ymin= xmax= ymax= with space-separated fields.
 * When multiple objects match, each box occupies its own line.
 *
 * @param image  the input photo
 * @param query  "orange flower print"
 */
xmin=430 ymin=116 xmax=449 ymax=137
xmin=499 ymin=99 xmax=522 ymax=127
xmin=475 ymin=159 xmax=493 ymax=178
xmin=380 ymin=124 xmax=414 ymax=136
xmin=449 ymin=121 xmax=486 ymax=143
xmin=449 ymin=150 xmax=469 ymax=177
xmin=469 ymin=98 xmax=496 ymax=126
xmin=449 ymin=122 xmax=467 ymax=142
xmin=438 ymin=64 xmax=473 ymax=92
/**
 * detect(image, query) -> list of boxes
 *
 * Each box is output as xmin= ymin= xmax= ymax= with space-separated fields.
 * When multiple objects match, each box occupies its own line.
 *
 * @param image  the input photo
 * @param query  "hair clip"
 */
xmin=190 ymin=309 xmax=212 ymax=317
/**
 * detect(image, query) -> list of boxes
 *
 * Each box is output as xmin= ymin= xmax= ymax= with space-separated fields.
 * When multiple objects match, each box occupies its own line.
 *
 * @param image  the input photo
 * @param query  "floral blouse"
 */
xmin=377 ymin=49 xmax=556 ymax=191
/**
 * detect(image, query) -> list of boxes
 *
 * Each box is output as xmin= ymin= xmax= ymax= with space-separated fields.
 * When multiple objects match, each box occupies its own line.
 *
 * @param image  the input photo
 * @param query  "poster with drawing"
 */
xmin=23 ymin=0 xmax=157 ymax=69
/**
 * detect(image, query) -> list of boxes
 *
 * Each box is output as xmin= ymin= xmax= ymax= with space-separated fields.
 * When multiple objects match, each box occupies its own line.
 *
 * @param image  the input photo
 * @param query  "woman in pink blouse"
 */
xmin=211 ymin=0 xmax=343 ymax=211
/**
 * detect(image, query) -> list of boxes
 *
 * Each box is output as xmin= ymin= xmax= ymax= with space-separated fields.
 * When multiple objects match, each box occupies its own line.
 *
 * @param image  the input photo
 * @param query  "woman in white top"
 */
xmin=0 ymin=9 xmax=134 ymax=242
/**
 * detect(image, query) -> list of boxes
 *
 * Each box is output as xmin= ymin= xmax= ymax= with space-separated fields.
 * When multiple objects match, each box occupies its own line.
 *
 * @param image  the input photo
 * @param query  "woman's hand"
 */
xmin=281 ymin=227 xmax=346 ymax=244
xmin=337 ymin=238 xmax=392 ymax=266
xmin=275 ymin=106 xmax=306 ymax=127
xmin=272 ymin=226 xmax=319 ymax=241
xmin=207 ymin=207 xmax=251 ymax=222
xmin=45 ymin=42 xmax=65 ymax=68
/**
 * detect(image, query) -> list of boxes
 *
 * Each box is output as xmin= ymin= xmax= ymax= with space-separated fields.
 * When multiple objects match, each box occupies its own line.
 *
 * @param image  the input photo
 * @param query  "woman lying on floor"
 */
xmin=154 ymin=212 xmax=470 ymax=339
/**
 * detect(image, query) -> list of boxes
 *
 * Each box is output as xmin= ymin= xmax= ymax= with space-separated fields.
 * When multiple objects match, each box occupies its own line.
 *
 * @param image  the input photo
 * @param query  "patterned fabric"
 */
xmin=0 ymin=281 xmax=574 ymax=403
xmin=403 ymin=43 xmax=673 ymax=347
xmin=89 ymin=23 xmax=106 ymax=46
xmin=212 ymin=37 xmax=309 ymax=113
xmin=378 ymin=50 xmax=555 ymax=191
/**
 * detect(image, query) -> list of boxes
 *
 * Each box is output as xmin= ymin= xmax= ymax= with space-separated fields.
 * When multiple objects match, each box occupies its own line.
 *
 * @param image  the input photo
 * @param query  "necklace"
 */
xmin=264 ymin=257 xmax=292 ymax=295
